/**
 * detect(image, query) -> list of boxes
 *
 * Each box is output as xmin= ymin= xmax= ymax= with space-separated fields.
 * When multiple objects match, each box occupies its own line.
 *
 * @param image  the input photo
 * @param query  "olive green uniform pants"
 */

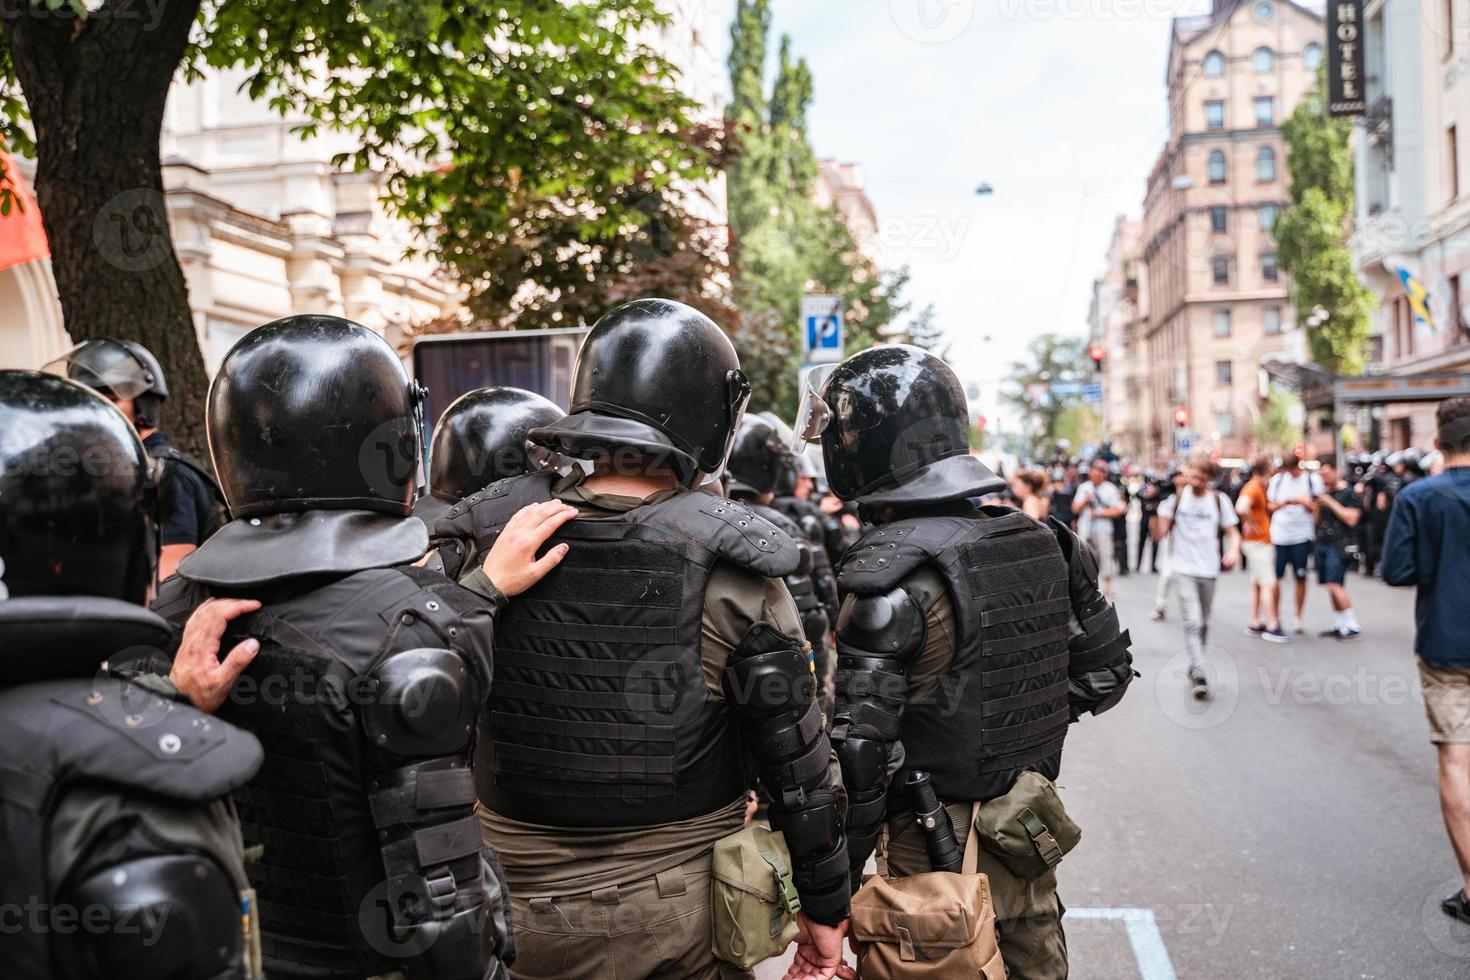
xmin=505 ymin=854 xmax=752 ymax=980
xmin=885 ymin=803 xmax=1068 ymax=980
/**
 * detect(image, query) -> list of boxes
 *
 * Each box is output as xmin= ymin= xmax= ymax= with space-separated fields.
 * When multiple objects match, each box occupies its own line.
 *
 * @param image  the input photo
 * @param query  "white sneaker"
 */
xmin=1293 ymin=617 xmax=1305 ymax=635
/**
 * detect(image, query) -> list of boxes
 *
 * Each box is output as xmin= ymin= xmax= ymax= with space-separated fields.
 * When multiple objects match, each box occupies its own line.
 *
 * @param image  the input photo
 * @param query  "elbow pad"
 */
xmin=1048 ymin=518 xmax=1137 ymax=718
xmin=53 ymin=853 xmax=247 ymax=980
xmin=726 ymin=622 xmax=850 ymax=924
xmin=831 ymin=588 xmax=923 ymax=881
xmin=362 ymin=648 xmax=508 ymax=979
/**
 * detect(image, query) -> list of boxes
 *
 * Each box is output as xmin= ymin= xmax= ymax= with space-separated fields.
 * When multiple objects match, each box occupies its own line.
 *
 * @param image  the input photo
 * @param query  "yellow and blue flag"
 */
xmin=1392 ymin=264 xmax=1438 ymax=332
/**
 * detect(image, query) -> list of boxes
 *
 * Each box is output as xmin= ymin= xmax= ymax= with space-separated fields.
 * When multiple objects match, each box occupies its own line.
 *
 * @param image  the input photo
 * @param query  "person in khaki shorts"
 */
xmin=1383 ymin=396 xmax=1470 ymax=925
xmin=1236 ymin=458 xmax=1282 ymax=640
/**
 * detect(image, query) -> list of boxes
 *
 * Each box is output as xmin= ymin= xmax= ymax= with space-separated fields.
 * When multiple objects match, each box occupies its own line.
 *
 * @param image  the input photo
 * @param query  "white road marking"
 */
xmin=1065 ymin=907 xmax=1179 ymax=980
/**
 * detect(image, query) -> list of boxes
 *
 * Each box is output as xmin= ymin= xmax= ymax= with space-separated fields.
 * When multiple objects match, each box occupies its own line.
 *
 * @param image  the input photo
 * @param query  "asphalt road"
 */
xmin=763 ymin=555 xmax=1470 ymax=979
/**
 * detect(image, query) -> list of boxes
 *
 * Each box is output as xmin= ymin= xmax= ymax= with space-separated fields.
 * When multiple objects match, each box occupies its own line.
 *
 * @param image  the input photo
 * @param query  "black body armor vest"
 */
xmin=750 ymin=502 xmax=827 ymax=644
xmin=154 ymin=567 xmax=495 ymax=980
xmin=446 ymin=475 xmax=801 ymax=827
xmin=838 ymin=509 xmax=1073 ymax=803
xmin=0 ymin=598 xmax=261 ymax=980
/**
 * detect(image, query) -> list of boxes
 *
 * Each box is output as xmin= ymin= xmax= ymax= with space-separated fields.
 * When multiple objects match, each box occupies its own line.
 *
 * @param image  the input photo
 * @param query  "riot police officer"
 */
xmin=767 ymin=435 xmax=845 ymax=613
xmin=437 ymin=299 xmax=852 ymax=980
xmin=47 ymin=338 xmax=230 ymax=578
xmin=727 ymin=414 xmax=836 ymax=717
xmin=415 ymin=386 xmax=565 ymax=575
xmin=0 ymin=370 xmax=264 ymax=980
xmin=799 ymin=345 xmax=1136 ymax=980
xmin=154 ymin=315 xmax=558 ymax=980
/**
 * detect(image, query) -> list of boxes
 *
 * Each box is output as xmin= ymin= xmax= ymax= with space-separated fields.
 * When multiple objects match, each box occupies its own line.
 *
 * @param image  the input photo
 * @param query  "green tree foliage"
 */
xmin=1002 ymin=333 xmax=1090 ymax=444
xmin=1274 ymin=74 xmax=1376 ymax=375
xmin=724 ymin=0 xmax=910 ymax=417
xmin=1253 ymin=385 xmax=1302 ymax=453
xmin=1 ymin=0 xmax=701 ymax=450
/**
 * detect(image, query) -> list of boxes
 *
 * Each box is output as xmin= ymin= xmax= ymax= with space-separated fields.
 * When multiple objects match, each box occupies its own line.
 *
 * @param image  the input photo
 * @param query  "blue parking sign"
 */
xmin=800 ymin=295 xmax=844 ymax=364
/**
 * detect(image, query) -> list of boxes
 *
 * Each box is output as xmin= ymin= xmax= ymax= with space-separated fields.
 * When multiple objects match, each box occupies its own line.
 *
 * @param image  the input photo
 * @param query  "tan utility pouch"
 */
xmin=710 ymin=824 xmax=801 ymax=968
xmin=849 ymin=803 xmax=1007 ymax=978
xmin=975 ymin=772 xmax=1081 ymax=881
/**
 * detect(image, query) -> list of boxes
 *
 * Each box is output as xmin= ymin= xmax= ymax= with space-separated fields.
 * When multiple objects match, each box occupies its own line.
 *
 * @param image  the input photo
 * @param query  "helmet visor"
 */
xmin=792 ymin=365 xmax=836 ymax=454
xmin=44 ymin=340 xmax=155 ymax=400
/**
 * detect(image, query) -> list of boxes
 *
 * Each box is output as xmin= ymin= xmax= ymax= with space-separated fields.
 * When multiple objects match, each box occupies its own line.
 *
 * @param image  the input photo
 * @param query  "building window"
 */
xmin=1204 ymin=50 xmax=1226 ymax=76
xmin=1253 ymin=47 xmax=1275 ymax=73
xmin=1254 ymin=96 xmax=1275 ymax=126
xmin=1206 ymin=100 xmax=1226 ymax=129
xmin=1259 ymin=203 xmax=1278 ymax=230
xmin=1261 ymin=252 xmax=1279 ymax=281
xmin=1210 ymin=206 xmax=1228 ymax=232
xmin=1216 ymin=360 xmax=1234 ymax=385
xmin=1253 ymin=0 xmax=1275 ymax=21
xmin=1209 ymin=150 xmax=1227 ymax=184
xmin=1213 ymin=255 xmax=1231 ymax=285
xmin=1217 ymin=411 xmax=1237 ymax=436
xmin=1305 ymin=42 xmax=1323 ymax=70
xmin=1264 ymin=306 xmax=1283 ymax=334
xmin=1452 ymin=274 xmax=1464 ymax=334
xmin=1257 ymin=146 xmax=1277 ymax=181
xmin=1213 ymin=310 xmax=1232 ymax=336
xmin=1450 ymin=124 xmax=1461 ymax=201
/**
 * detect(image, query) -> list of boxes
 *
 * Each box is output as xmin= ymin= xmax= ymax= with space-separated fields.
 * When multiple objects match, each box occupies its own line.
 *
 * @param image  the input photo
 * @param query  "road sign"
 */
xmin=1050 ymin=380 xmax=1083 ymax=398
xmin=1083 ymin=383 xmax=1103 ymax=404
xmin=801 ymin=295 xmax=844 ymax=364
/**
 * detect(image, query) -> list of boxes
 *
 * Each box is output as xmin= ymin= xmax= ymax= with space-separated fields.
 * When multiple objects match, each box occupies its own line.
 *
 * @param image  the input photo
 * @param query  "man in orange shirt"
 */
xmin=1236 ymin=457 xmax=1283 ymax=641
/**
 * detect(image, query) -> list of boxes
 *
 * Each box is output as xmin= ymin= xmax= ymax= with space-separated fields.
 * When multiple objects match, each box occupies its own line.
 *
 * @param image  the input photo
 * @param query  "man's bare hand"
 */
xmin=783 ymin=914 xmax=855 ymax=980
xmin=482 ymin=500 xmax=578 ymax=598
xmin=170 ymin=598 xmax=262 ymax=713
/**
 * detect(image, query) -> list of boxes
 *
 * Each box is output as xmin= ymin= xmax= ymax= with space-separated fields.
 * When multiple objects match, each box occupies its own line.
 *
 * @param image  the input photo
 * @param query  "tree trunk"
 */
xmin=2 ymin=0 xmax=210 ymax=456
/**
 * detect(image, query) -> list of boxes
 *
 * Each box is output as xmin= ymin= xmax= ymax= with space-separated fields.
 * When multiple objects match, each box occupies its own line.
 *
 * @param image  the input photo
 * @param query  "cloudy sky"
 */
xmin=710 ymin=0 xmax=1214 ymax=426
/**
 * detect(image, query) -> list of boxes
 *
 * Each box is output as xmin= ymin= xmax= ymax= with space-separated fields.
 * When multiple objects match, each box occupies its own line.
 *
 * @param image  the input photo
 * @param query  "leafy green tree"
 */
xmin=1253 ymin=385 xmax=1302 ymax=453
xmin=899 ymin=304 xmax=947 ymax=356
xmin=1275 ymin=73 xmax=1376 ymax=375
xmin=1002 ymin=333 xmax=1089 ymax=444
xmin=723 ymin=6 xmax=909 ymax=417
xmin=1 ymin=0 xmax=695 ymax=451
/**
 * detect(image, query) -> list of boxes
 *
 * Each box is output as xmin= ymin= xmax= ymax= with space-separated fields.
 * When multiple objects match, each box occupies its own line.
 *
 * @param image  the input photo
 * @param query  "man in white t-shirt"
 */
xmin=1267 ymin=456 xmax=1324 ymax=635
xmin=1157 ymin=456 xmax=1242 ymax=699
xmin=1072 ymin=458 xmax=1127 ymax=597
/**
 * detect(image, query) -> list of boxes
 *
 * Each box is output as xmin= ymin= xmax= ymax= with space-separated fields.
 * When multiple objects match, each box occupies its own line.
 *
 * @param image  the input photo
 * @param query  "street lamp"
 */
xmin=975 ymin=183 xmax=995 ymax=196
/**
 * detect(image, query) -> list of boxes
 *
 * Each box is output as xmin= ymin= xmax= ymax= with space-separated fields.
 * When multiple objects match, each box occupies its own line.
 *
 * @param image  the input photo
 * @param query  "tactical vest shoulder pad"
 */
xmin=633 ymin=491 xmax=801 ymax=579
xmin=838 ymin=509 xmax=1051 ymax=595
xmin=0 ymin=675 xmax=262 ymax=809
xmin=752 ymin=503 xmax=813 ymax=576
xmin=434 ymin=470 xmax=558 ymax=546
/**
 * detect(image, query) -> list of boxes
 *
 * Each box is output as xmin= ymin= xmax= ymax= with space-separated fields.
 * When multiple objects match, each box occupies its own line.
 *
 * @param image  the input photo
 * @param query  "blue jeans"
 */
xmin=1316 ymin=543 xmax=1348 ymax=585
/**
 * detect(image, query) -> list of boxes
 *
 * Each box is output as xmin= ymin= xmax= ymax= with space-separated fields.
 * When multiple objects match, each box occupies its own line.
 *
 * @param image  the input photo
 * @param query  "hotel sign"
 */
xmin=1327 ymin=0 xmax=1367 ymax=116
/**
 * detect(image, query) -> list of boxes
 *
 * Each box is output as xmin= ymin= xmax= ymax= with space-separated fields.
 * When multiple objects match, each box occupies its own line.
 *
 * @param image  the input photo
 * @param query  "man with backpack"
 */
xmin=1267 ymin=454 xmax=1325 ymax=636
xmin=1156 ymin=456 xmax=1242 ymax=699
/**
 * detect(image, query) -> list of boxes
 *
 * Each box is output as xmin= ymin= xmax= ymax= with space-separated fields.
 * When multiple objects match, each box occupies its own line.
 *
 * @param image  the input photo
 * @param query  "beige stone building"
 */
xmin=1139 ymin=0 xmax=1322 ymax=462
xmin=815 ymin=160 xmax=880 ymax=264
xmin=1351 ymin=0 xmax=1470 ymax=448
xmin=1089 ymin=216 xmax=1149 ymax=457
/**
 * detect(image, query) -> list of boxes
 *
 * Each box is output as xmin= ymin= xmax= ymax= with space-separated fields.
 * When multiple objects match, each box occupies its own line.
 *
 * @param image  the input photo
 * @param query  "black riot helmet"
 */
xmin=528 ymin=299 xmax=752 ymax=487
xmin=429 ymin=387 xmax=565 ymax=501
xmin=804 ymin=345 xmax=1003 ymax=507
xmin=728 ymin=414 xmax=795 ymax=496
xmin=0 ymin=371 xmax=157 ymax=603
xmin=207 ymin=315 xmax=425 ymax=518
xmin=45 ymin=337 xmax=168 ymax=430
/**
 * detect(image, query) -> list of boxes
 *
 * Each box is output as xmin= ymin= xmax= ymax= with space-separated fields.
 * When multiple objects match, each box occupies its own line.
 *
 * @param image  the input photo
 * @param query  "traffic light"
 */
xmin=1088 ymin=343 xmax=1105 ymax=373
xmin=1173 ymin=407 xmax=1189 ymax=429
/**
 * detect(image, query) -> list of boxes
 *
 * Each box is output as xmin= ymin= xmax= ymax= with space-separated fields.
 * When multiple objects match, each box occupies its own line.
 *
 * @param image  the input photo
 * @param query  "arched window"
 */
xmin=1304 ymin=42 xmax=1323 ymax=70
xmin=1253 ymin=47 xmax=1275 ymax=72
xmin=1204 ymin=50 xmax=1226 ymax=76
xmin=1256 ymin=146 xmax=1277 ymax=182
xmin=1208 ymin=150 xmax=1228 ymax=184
